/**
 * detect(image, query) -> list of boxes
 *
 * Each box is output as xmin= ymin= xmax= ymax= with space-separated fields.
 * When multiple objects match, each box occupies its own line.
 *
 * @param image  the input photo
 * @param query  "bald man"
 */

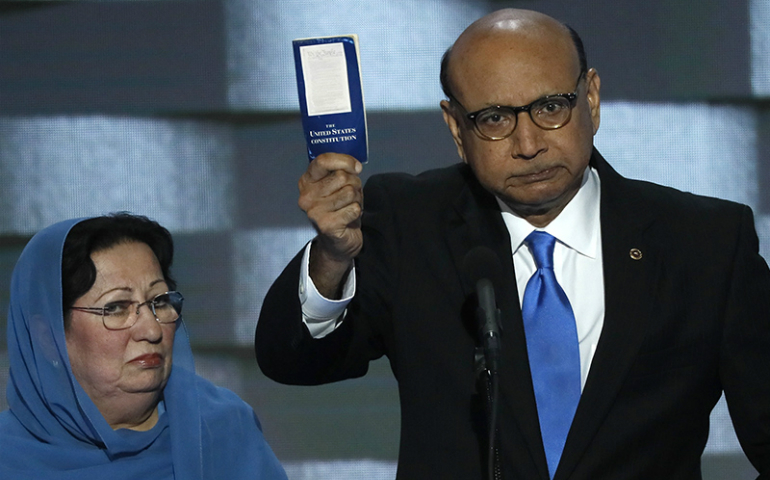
xmin=257 ymin=9 xmax=770 ymax=479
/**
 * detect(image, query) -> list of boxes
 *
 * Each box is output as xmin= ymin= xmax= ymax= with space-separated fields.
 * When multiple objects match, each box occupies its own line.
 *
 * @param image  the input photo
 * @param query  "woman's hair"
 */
xmin=61 ymin=212 xmax=176 ymax=329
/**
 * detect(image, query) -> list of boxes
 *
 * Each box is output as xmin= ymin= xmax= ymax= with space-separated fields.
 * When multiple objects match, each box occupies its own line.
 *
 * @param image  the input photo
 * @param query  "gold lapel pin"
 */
xmin=629 ymin=248 xmax=643 ymax=260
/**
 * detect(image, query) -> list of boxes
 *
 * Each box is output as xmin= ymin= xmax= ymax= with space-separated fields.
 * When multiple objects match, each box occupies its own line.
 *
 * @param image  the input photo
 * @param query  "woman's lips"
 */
xmin=130 ymin=353 xmax=163 ymax=368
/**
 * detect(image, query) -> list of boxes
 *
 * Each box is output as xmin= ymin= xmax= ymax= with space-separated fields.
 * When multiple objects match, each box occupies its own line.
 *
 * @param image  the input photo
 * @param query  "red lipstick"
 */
xmin=130 ymin=353 xmax=163 ymax=368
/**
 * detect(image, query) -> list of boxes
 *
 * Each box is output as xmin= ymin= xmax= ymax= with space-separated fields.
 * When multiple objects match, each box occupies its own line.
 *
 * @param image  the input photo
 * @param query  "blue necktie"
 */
xmin=521 ymin=231 xmax=581 ymax=479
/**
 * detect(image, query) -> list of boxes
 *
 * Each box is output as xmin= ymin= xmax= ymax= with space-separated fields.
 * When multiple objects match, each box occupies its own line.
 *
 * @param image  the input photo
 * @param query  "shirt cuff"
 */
xmin=299 ymin=241 xmax=355 ymax=338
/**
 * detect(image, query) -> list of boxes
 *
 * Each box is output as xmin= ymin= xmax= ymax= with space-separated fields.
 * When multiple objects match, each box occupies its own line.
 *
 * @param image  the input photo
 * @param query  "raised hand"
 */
xmin=298 ymin=153 xmax=364 ymax=298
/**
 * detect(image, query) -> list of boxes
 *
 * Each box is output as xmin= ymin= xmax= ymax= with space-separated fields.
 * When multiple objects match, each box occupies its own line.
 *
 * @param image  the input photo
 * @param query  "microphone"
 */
xmin=463 ymin=246 xmax=503 ymax=375
xmin=463 ymin=247 xmax=504 ymax=479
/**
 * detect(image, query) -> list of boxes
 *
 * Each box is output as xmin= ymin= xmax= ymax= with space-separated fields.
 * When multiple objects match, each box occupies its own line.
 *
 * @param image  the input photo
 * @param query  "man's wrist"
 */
xmin=300 ymin=242 xmax=355 ymax=338
xmin=308 ymin=239 xmax=354 ymax=299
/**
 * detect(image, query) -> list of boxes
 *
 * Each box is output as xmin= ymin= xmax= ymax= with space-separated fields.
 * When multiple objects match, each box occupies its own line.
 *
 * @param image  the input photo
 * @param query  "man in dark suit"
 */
xmin=256 ymin=8 xmax=770 ymax=479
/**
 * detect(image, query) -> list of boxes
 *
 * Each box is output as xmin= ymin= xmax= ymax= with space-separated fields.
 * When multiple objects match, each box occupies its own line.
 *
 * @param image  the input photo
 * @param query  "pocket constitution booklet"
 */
xmin=292 ymin=34 xmax=368 ymax=163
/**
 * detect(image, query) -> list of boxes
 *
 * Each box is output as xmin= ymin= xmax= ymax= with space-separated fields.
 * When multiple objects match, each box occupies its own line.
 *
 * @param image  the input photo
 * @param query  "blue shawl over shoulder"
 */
xmin=0 ymin=218 xmax=287 ymax=480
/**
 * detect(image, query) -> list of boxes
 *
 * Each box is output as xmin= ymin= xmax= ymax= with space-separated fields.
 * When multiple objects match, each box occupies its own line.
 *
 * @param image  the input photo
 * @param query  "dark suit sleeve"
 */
xmin=719 ymin=206 xmax=770 ymax=478
xmin=255 ymin=177 xmax=396 ymax=386
xmin=255 ymin=247 xmax=382 ymax=385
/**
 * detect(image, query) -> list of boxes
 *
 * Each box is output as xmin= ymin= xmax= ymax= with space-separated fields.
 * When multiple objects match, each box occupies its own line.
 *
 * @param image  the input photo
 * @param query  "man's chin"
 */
xmin=498 ymin=187 xmax=577 ymax=224
xmin=501 ymin=190 xmax=562 ymax=215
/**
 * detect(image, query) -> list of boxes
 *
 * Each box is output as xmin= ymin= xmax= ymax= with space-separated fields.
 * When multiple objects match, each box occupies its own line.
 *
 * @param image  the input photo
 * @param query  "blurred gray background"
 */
xmin=1 ymin=1 xmax=768 ymax=478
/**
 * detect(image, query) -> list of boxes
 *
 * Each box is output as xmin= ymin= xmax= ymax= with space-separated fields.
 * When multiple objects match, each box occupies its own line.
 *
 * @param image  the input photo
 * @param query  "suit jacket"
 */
xmin=256 ymin=150 xmax=770 ymax=479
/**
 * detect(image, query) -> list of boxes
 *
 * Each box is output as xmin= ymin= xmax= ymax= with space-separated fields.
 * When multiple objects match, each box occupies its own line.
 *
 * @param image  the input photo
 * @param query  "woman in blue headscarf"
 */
xmin=0 ymin=214 xmax=288 ymax=480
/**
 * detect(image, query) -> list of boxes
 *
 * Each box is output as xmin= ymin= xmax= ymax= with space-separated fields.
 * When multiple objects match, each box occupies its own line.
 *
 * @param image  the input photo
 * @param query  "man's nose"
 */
xmin=509 ymin=113 xmax=547 ymax=160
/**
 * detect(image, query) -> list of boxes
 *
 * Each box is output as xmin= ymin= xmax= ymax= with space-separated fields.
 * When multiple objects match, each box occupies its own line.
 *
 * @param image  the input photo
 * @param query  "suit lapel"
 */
xmin=556 ymin=151 xmax=663 ymax=479
xmin=443 ymin=156 xmax=662 ymax=479
xmin=445 ymin=166 xmax=551 ymax=478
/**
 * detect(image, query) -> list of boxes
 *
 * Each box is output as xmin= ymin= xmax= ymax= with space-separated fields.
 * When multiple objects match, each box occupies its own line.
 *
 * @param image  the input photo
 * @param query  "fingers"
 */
xmin=299 ymin=171 xmax=362 ymax=213
xmin=305 ymin=153 xmax=362 ymax=181
xmin=298 ymin=153 xmax=365 ymax=263
xmin=299 ymin=153 xmax=363 ymax=216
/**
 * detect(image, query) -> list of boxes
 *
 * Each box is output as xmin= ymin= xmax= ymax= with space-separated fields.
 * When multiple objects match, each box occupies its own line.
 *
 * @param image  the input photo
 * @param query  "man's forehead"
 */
xmin=449 ymin=40 xmax=578 ymax=107
xmin=445 ymin=10 xmax=580 ymax=103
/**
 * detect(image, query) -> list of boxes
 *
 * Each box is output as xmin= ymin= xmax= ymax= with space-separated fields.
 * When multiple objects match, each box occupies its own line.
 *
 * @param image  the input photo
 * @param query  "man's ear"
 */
xmin=585 ymin=68 xmax=601 ymax=135
xmin=441 ymin=100 xmax=467 ymax=163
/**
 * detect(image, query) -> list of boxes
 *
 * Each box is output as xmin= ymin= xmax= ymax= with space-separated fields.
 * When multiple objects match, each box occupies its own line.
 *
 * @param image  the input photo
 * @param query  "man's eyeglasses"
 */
xmin=450 ymin=73 xmax=584 ymax=141
xmin=71 ymin=291 xmax=184 ymax=331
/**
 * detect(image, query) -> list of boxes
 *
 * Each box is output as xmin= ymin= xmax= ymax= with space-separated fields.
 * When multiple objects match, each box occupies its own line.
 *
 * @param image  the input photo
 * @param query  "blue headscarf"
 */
xmin=0 ymin=218 xmax=287 ymax=480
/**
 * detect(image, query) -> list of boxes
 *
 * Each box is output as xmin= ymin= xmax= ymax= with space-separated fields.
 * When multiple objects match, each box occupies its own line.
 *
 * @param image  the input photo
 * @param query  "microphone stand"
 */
xmin=475 ymin=307 xmax=503 ymax=480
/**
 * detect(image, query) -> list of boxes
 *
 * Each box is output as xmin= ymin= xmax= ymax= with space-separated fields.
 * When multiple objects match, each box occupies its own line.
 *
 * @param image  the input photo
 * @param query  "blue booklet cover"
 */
xmin=293 ymin=34 xmax=368 ymax=163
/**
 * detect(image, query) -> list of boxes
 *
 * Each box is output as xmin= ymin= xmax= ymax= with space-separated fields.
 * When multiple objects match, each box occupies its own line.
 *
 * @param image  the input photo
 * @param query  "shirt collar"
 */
xmin=497 ymin=166 xmax=602 ymax=258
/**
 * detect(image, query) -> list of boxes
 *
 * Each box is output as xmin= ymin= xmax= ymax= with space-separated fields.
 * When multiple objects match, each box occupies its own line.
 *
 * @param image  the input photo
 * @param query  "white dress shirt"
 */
xmin=499 ymin=167 xmax=604 ymax=388
xmin=299 ymin=167 xmax=605 ymax=388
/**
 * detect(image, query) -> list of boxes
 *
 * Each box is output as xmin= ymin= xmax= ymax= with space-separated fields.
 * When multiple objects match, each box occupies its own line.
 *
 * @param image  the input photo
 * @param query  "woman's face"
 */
xmin=65 ymin=241 xmax=175 ymax=425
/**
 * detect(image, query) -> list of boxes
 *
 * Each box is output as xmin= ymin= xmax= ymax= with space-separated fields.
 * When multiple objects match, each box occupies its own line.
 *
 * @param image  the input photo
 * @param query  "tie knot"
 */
xmin=525 ymin=231 xmax=556 ymax=270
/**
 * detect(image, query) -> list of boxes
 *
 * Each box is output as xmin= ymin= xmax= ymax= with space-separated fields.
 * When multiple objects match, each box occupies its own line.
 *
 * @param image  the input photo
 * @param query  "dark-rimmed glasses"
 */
xmin=450 ymin=73 xmax=584 ymax=141
xmin=70 ymin=291 xmax=184 ymax=331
